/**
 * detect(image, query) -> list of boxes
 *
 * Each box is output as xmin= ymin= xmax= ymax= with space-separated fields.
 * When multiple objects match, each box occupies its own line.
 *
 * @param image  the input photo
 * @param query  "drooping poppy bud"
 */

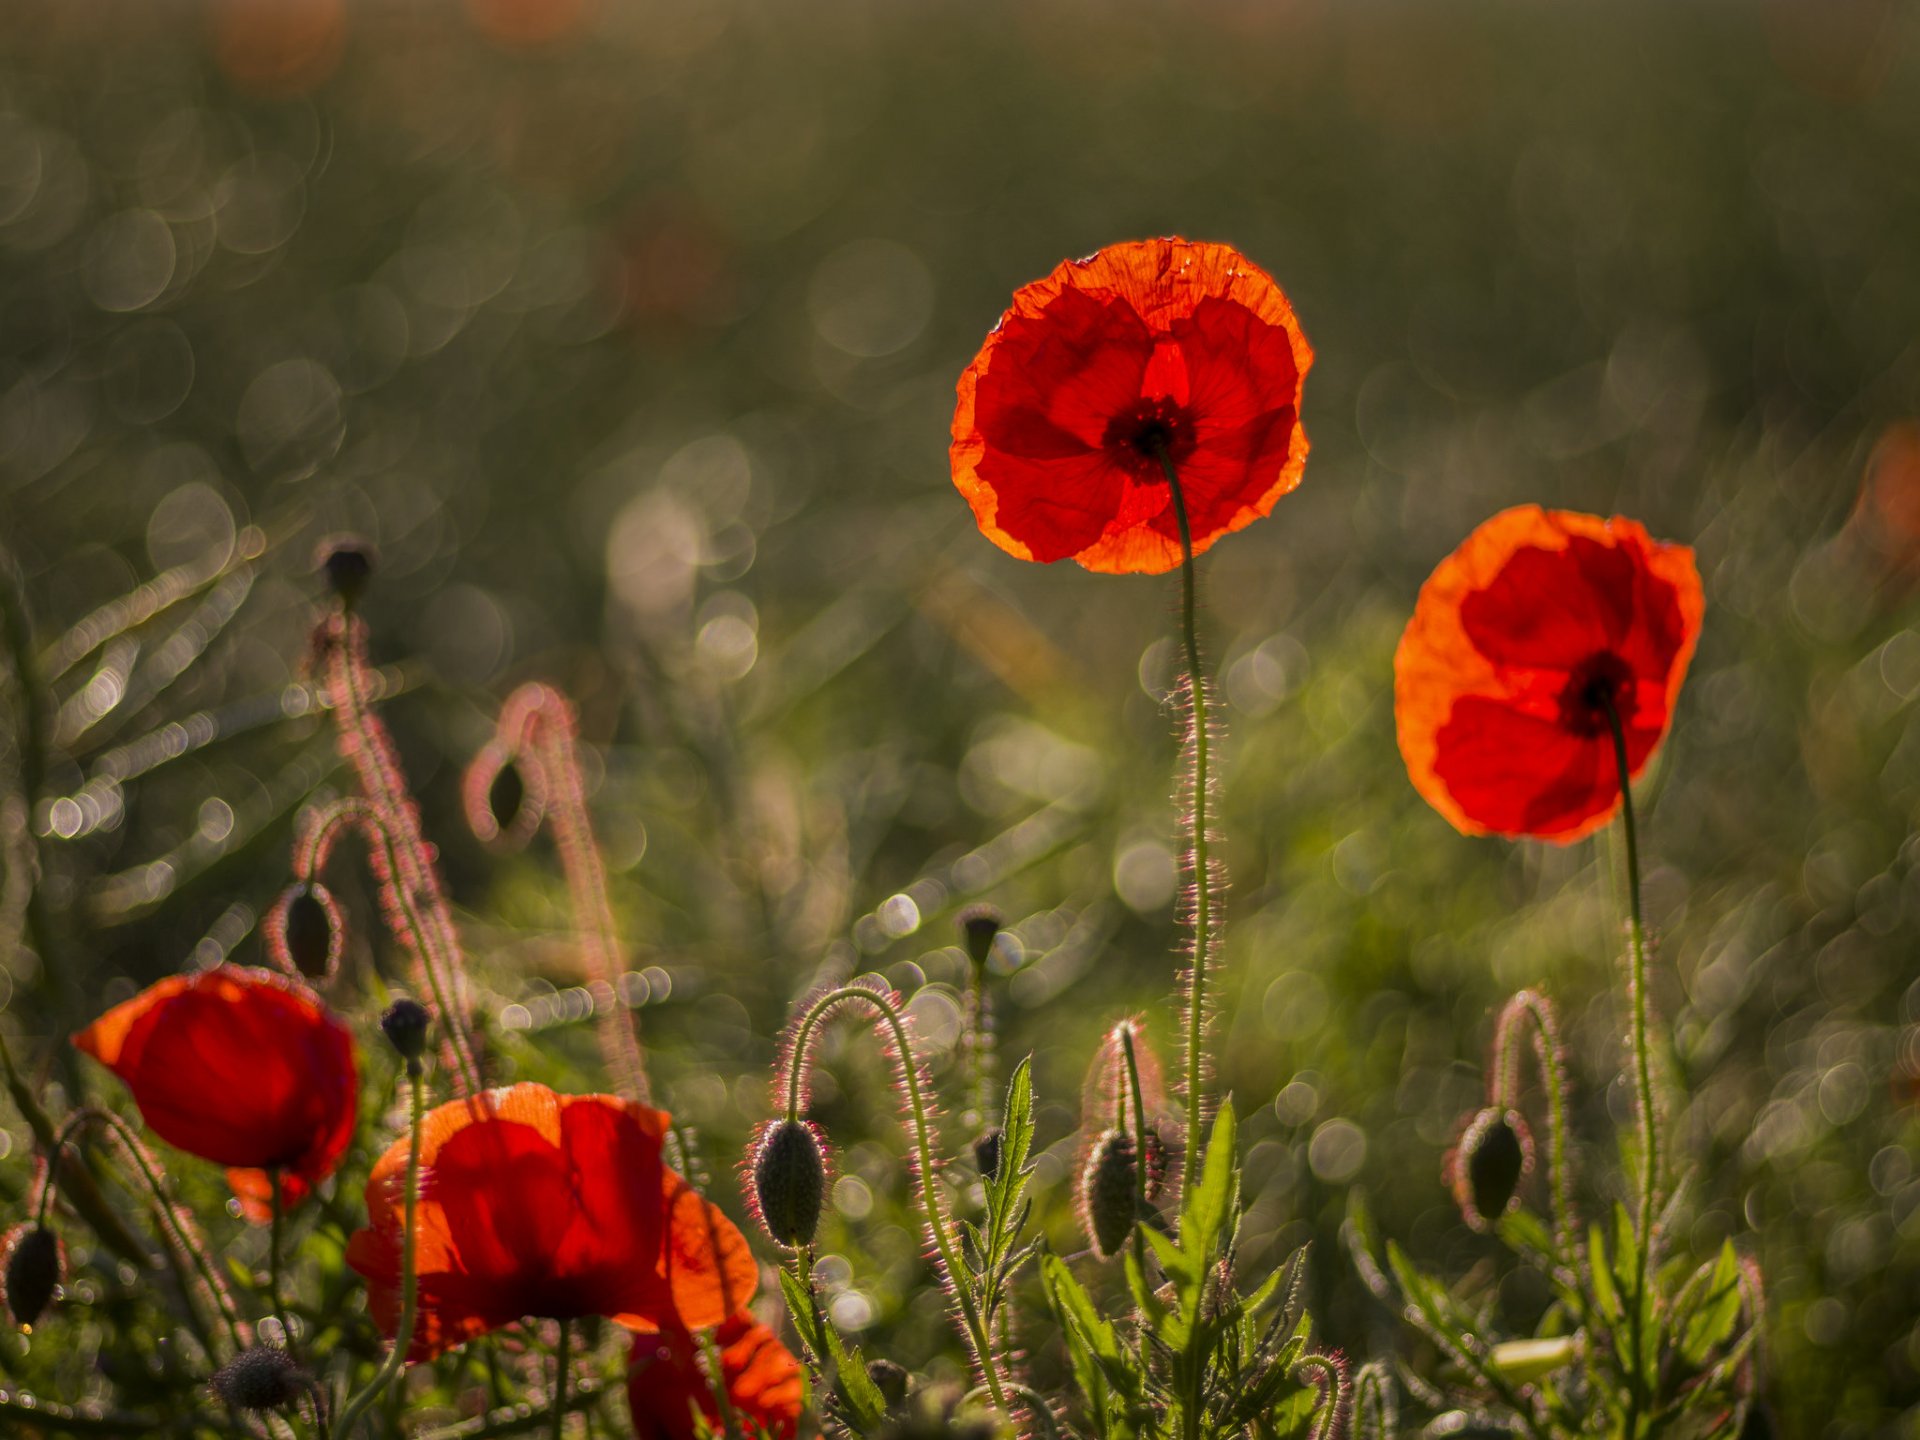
xmin=752 ymin=1119 xmax=826 ymax=1249
xmin=2 ymin=1224 xmax=63 ymax=1329
xmin=971 ymin=1126 xmax=1003 ymax=1182
xmin=380 ymin=998 xmax=431 ymax=1066
xmin=210 ymin=1346 xmax=311 ymax=1412
xmin=316 ymin=537 xmax=375 ymax=610
xmin=270 ymin=882 xmax=341 ymax=982
xmin=1450 ymin=1107 xmax=1532 ymax=1231
xmin=956 ymin=906 xmax=1003 ymax=970
xmin=867 ymin=1357 xmax=910 ymax=1409
xmin=1080 ymin=1129 xmax=1139 ymax=1260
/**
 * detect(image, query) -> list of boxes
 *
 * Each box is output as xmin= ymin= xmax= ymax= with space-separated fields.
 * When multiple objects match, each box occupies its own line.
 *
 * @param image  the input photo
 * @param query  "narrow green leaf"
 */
xmin=1588 ymin=1223 xmax=1621 ymax=1322
xmin=1679 ymin=1241 xmax=1743 ymax=1368
xmin=1181 ymin=1100 xmax=1239 ymax=1261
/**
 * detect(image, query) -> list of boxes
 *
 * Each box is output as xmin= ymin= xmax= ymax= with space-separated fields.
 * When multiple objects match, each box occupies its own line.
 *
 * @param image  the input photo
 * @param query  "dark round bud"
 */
xmin=1081 ymin=1129 xmax=1139 ymax=1261
xmin=2 ymin=1224 xmax=63 ymax=1329
xmin=488 ymin=762 xmax=527 ymax=837
xmin=315 ymin=538 xmax=375 ymax=610
xmin=1452 ymin=1107 xmax=1531 ymax=1230
xmin=275 ymin=883 xmax=339 ymax=981
xmin=210 ymin=1346 xmax=310 ymax=1412
xmin=971 ymin=1127 xmax=1003 ymax=1182
xmin=380 ymin=998 xmax=432 ymax=1064
xmin=867 ymin=1357 xmax=910 ymax=1408
xmin=956 ymin=906 xmax=1003 ymax=969
xmin=753 ymin=1120 xmax=826 ymax=1248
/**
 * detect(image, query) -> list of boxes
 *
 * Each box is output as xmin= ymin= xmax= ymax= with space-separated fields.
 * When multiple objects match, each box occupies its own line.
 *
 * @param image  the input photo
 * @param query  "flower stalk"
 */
xmin=1490 ymin=989 xmax=1576 ymax=1256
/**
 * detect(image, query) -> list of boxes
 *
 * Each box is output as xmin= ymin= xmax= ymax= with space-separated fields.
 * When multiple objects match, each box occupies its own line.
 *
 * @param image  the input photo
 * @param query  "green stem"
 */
xmin=1119 ymin=1024 xmax=1151 ymax=1275
xmin=269 ymin=1172 xmax=292 ymax=1352
xmin=1155 ymin=451 xmax=1214 ymax=1201
xmin=550 ymin=1321 xmax=570 ymax=1440
xmin=781 ymin=985 xmax=1008 ymax=1412
xmin=1491 ymin=990 xmax=1576 ymax=1260
xmin=1601 ymin=697 xmax=1657 ymax=1435
xmin=335 ymin=1062 xmax=427 ymax=1439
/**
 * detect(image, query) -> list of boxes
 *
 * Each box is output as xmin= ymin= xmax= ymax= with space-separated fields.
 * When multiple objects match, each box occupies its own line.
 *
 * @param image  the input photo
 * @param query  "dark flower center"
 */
xmin=1103 ymin=397 xmax=1194 ymax=481
xmin=1558 ymin=651 xmax=1637 ymax=737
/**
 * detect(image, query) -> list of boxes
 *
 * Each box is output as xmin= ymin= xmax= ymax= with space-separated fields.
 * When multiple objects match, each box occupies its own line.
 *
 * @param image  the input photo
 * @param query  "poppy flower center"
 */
xmin=1103 ymin=397 xmax=1195 ymax=481
xmin=1559 ymin=651 xmax=1637 ymax=737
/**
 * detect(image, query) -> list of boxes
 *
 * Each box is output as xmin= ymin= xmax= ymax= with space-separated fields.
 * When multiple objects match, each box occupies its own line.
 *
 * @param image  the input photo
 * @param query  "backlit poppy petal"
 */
xmin=628 ymin=1312 xmax=803 ymax=1440
xmin=1394 ymin=505 xmax=1704 ymax=843
xmin=73 ymin=967 xmax=357 ymax=1224
xmin=953 ymin=237 xmax=1312 ymax=575
xmin=347 ymin=1083 xmax=758 ymax=1363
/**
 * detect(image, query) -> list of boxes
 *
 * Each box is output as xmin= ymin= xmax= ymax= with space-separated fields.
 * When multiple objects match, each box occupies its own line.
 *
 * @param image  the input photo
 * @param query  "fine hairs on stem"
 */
xmin=314 ymin=608 xmax=482 ymax=1092
xmin=1489 ymin=989 xmax=1577 ymax=1257
xmin=290 ymin=795 xmax=481 ymax=1095
xmin=776 ymin=978 xmax=1011 ymax=1413
xmin=465 ymin=682 xmax=650 ymax=1105
xmin=37 ymin=1107 xmax=250 ymax=1360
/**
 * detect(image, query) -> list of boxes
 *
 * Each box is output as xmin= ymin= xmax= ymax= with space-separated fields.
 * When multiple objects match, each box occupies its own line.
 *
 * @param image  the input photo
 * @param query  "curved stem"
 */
xmin=1155 ymin=451 xmax=1214 ymax=1200
xmin=1491 ymin=989 xmax=1577 ymax=1257
xmin=334 ymin=1062 xmax=427 ymax=1439
xmin=1601 ymin=697 xmax=1657 ymax=1434
xmin=780 ymin=985 xmax=1008 ymax=1412
xmin=1119 ymin=1023 xmax=1151 ymax=1274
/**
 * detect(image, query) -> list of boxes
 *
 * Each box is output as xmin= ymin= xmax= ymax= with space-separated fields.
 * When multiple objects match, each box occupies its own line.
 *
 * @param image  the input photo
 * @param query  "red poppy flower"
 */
xmin=1394 ymin=505 xmax=1704 ymax=843
xmin=628 ymin=1311 xmax=804 ymax=1440
xmin=951 ymin=237 xmax=1313 ymax=575
xmin=73 ymin=966 xmax=357 ymax=1224
xmin=345 ymin=1083 xmax=758 ymax=1362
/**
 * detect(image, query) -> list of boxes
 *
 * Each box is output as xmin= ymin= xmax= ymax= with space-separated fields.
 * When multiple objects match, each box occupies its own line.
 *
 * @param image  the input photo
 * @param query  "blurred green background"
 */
xmin=2 ymin=0 xmax=1918 ymax=1434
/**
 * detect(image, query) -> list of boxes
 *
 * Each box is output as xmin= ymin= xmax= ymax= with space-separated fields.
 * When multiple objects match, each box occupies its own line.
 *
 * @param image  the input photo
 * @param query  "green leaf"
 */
xmin=1181 ymin=1100 xmax=1238 ymax=1263
xmin=1678 ymin=1241 xmax=1744 ymax=1369
xmin=1588 ymin=1223 xmax=1621 ymax=1322
xmin=779 ymin=1267 xmax=885 ymax=1431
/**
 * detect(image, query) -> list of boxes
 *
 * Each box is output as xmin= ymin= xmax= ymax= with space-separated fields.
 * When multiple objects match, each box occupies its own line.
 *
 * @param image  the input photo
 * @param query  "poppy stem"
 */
xmin=963 ymin=951 xmax=994 ymax=1129
xmin=1155 ymin=449 xmax=1214 ymax=1202
xmin=1601 ymin=696 xmax=1658 ymax=1424
xmin=269 ymin=1174 xmax=293 ymax=1353
xmin=550 ymin=1320 xmax=571 ymax=1440
xmin=1490 ymin=990 xmax=1577 ymax=1260
xmin=335 ymin=1060 xmax=426 ymax=1440
xmin=781 ymin=983 xmax=1010 ymax=1413
xmin=1119 ymin=1023 xmax=1151 ymax=1274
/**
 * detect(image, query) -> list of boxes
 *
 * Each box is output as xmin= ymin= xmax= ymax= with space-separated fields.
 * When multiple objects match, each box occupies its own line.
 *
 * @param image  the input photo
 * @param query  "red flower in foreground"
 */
xmin=1394 ymin=506 xmax=1704 ymax=843
xmin=628 ymin=1311 xmax=804 ymax=1440
xmin=73 ymin=966 xmax=357 ymax=1224
xmin=346 ymin=1084 xmax=757 ymax=1362
xmin=952 ymin=237 xmax=1313 ymax=575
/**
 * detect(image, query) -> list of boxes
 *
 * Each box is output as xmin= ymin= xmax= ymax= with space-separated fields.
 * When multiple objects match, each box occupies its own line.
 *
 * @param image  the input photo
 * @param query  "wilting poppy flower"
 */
xmin=628 ymin=1311 xmax=804 ymax=1440
xmin=346 ymin=1083 xmax=757 ymax=1362
xmin=74 ymin=966 xmax=357 ymax=1224
xmin=952 ymin=237 xmax=1313 ymax=575
xmin=1394 ymin=505 xmax=1704 ymax=842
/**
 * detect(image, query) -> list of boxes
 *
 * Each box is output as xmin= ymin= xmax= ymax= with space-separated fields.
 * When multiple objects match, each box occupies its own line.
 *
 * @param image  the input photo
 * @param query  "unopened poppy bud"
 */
xmin=957 ymin=906 xmax=1003 ymax=969
xmin=1451 ymin=1107 xmax=1531 ymax=1230
xmin=316 ymin=537 xmax=375 ymax=610
xmin=380 ymin=998 xmax=431 ymax=1066
xmin=273 ymin=883 xmax=340 ymax=981
xmin=752 ymin=1120 xmax=826 ymax=1248
xmin=972 ymin=1126 xmax=1003 ymax=1182
xmin=1081 ymin=1129 xmax=1139 ymax=1260
xmin=2 ymin=1224 xmax=63 ymax=1329
xmin=867 ymin=1357 xmax=910 ymax=1408
xmin=210 ymin=1346 xmax=311 ymax=1412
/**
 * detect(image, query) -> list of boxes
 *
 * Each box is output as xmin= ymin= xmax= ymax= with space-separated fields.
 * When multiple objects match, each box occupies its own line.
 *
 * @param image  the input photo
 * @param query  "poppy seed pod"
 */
xmin=1081 ymin=1129 xmax=1139 ymax=1260
xmin=957 ymin=905 xmax=1003 ymax=969
xmin=210 ymin=1346 xmax=310 ymax=1412
xmin=752 ymin=1119 xmax=826 ymax=1249
xmin=273 ymin=883 xmax=340 ymax=982
xmin=1451 ymin=1107 xmax=1532 ymax=1231
xmin=380 ymin=998 xmax=431 ymax=1065
xmin=972 ymin=1126 xmax=1003 ymax=1182
xmin=2 ymin=1224 xmax=63 ymax=1329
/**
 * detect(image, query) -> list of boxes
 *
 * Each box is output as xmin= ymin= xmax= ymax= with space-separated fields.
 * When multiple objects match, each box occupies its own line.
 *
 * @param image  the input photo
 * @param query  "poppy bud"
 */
xmin=316 ymin=537 xmax=375 ymax=610
xmin=380 ymin=998 xmax=431 ymax=1066
xmin=2 ymin=1224 xmax=63 ymax=1329
xmin=210 ymin=1346 xmax=311 ymax=1412
xmin=957 ymin=906 xmax=1003 ymax=969
xmin=867 ymin=1357 xmax=910 ymax=1408
xmin=971 ymin=1126 xmax=1003 ymax=1182
xmin=1080 ymin=1129 xmax=1139 ymax=1260
xmin=752 ymin=1119 xmax=826 ymax=1248
xmin=272 ymin=883 xmax=341 ymax=982
xmin=1450 ymin=1107 xmax=1532 ymax=1231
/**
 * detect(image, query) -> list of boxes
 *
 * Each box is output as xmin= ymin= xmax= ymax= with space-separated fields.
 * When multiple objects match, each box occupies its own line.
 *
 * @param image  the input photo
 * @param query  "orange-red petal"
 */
xmin=1393 ymin=506 xmax=1704 ymax=843
xmin=73 ymin=966 xmax=357 ymax=1223
xmin=628 ymin=1312 xmax=803 ymax=1440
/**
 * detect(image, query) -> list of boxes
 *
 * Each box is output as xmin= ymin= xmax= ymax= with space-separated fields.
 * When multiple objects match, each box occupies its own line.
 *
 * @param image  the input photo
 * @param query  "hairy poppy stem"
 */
xmin=269 ymin=1175 xmax=292 ymax=1353
xmin=781 ymin=984 xmax=1010 ymax=1413
xmin=467 ymin=684 xmax=649 ymax=1104
xmin=1119 ymin=1024 xmax=1150 ymax=1273
xmin=1601 ymin=697 xmax=1657 ymax=1428
xmin=1155 ymin=450 xmax=1215 ymax=1201
xmin=963 ymin=955 xmax=993 ymax=1128
xmin=1490 ymin=990 xmax=1576 ymax=1257
xmin=41 ymin=1107 xmax=249 ymax=1358
xmin=335 ymin=1060 xmax=426 ymax=1440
